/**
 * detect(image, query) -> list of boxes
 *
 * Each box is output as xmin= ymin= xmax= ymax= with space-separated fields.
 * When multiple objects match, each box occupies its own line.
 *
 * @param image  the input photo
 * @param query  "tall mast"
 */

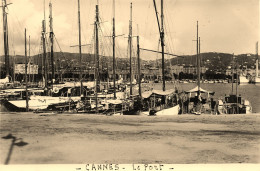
xmin=256 ymin=42 xmax=258 ymax=78
xmin=41 ymin=42 xmax=44 ymax=79
xmin=13 ymin=51 xmax=15 ymax=82
xmin=129 ymin=2 xmax=133 ymax=95
xmin=28 ymin=35 xmax=30 ymax=83
xmin=78 ymin=0 xmax=83 ymax=95
xmin=231 ymin=54 xmax=234 ymax=94
xmin=42 ymin=19 xmax=47 ymax=94
xmin=199 ymin=36 xmax=201 ymax=81
xmin=112 ymin=0 xmax=116 ymax=99
xmin=95 ymin=4 xmax=100 ymax=113
xmin=96 ymin=5 xmax=100 ymax=88
xmin=196 ymin=21 xmax=200 ymax=95
xmin=2 ymin=0 xmax=10 ymax=77
xmin=161 ymin=0 xmax=165 ymax=91
xmin=25 ymin=28 xmax=28 ymax=112
xmin=49 ymin=2 xmax=55 ymax=85
xmin=236 ymin=59 xmax=238 ymax=113
xmin=137 ymin=35 xmax=142 ymax=98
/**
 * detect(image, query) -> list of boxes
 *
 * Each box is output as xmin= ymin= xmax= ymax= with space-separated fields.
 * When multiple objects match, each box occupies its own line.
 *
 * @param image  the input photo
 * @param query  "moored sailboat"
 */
xmin=181 ymin=22 xmax=217 ymax=115
xmin=2 ymin=1 xmax=85 ymax=112
xmin=217 ymin=54 xmax=252 ymax=114
xmin=139 ymin=0 xmax=180 ymax=116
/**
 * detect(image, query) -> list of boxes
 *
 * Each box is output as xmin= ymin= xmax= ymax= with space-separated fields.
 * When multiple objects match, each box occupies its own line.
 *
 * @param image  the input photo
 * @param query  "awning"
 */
xmin=142 ymin=89 xmax=176 ymax=99
xmin=185 ymin=86 xmax=215 ymax=95
xmin=142 ymin=91 xmax=153 ymax=98
xmin=152 ymin=89 xmax=176 ymax=96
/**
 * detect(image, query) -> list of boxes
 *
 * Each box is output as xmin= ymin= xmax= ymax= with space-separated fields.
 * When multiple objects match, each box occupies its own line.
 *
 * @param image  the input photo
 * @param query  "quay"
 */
xmin=0 ymin=113 xmax=259 ymax=164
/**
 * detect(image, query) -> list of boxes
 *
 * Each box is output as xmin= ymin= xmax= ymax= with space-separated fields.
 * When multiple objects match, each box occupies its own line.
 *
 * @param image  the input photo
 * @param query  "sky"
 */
xmin=0 ymin=0 xmax=259 ymax=60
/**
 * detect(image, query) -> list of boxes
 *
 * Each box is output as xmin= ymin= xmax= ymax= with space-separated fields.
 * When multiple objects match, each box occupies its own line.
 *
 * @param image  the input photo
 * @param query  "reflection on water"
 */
xmin=146 ymin=83 xmax=260 ymax=113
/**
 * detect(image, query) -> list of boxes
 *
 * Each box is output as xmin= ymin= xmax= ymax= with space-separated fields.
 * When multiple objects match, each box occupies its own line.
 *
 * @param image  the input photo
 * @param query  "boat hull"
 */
xmin=155 ymin=105 xmax=180 ymax=116
xmin=3 ymin=96 xmax=81 ymax=112
xmin=217 ymin=98 xmax=252 ymax=114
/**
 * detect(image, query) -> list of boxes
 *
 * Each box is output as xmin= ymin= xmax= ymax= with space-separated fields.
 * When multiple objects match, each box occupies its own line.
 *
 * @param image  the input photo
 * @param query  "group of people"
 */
xmin=179 ymin=93 xmax=216 ymax=114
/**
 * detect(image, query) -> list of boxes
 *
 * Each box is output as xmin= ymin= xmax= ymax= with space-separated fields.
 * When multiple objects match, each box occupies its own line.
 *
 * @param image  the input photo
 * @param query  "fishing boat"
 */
xmin=142 ymin=89 xmax=179 ymax=115
xmin=72 ymin=0 xmax=131 ymax=114
xmin=182 ymin=21 xmax=216 ymax=115
xmin=0 ymin=1 xmax=21 ymax=91
xmin=185 ymin=86 xmax=215 ymax=114
xmin=217 ymin=95 xmax=252 ymax=114
xmin=217 ymin=54 xmax=252 ymax=114
xmin=1 ymin=84 xmax=84 ymax=112
xmin=137 ymin=0 xmax=180 ymax=116
xmin=118 ymin=2 xmax=144 ymax=115
xmin=3 ymin=95 xmax=81 ymax=112
xmin=2 ymin=1 xmax=88 ymax=112
xmin=1 ymin=0 xmax=11 ymax=85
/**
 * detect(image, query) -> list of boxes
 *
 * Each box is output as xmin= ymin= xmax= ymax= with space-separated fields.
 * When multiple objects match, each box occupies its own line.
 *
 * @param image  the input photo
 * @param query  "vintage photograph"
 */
xmin=0 ymin=0 xmax=259 ymax=169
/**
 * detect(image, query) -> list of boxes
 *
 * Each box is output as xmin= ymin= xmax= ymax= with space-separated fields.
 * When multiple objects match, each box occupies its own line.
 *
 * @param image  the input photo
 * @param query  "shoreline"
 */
xmin=1 ymin=111 xmax=260 ymax=115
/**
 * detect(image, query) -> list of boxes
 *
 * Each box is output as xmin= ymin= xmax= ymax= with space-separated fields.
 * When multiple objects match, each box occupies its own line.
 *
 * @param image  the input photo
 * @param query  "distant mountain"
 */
xmin=168 ymin=52 xmax=257 ymax=70
xmin=0 ymin=52 xmax=257 ymax=71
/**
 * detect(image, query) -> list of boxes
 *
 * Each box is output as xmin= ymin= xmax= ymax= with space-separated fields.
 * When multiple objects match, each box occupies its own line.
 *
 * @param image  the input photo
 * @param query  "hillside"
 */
xmin=169 ymin=52 xmax=257 ymax=70
xmin=0 ymin=52 xmax=258 ymax=71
